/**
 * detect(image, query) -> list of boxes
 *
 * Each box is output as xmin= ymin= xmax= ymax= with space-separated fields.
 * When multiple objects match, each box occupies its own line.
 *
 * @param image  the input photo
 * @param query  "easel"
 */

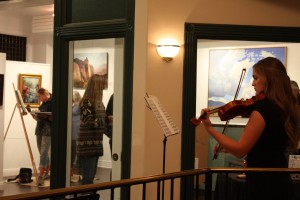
xmin=3 ymin=83 xmax=38 ymax=184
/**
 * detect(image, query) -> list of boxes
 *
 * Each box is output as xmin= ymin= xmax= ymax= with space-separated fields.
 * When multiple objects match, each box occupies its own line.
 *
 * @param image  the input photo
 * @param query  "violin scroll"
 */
xmin=191 ymin=117 xmax=202 ymax=126
xmin=191 ymin=108 xmax=219 ymax=126
xmin=191 ymin=113 xmax=206 ymax=126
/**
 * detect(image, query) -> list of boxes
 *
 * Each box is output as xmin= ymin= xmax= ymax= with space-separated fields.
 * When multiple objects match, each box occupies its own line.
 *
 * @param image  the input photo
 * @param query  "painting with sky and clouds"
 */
xmin=208 ymin=47 xmax=286 ymax=108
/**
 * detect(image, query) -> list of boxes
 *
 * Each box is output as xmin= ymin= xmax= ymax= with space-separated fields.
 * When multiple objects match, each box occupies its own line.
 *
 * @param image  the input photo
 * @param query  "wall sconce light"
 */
xmin=156 ymin=44 xmax=180 ymax=62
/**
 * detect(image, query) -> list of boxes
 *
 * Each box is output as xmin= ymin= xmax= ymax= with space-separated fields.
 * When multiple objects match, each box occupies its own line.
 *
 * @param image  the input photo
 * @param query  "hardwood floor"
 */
xmin=0 ymin=167 xmax=111 ymax=199
xmin=0 ymin=181 xmax=47 ymax=198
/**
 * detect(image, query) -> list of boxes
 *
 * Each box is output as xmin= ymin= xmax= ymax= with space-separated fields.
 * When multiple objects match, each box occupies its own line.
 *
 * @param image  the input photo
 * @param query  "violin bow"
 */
xmin=213 ymin=68 xmax=246 ymax=159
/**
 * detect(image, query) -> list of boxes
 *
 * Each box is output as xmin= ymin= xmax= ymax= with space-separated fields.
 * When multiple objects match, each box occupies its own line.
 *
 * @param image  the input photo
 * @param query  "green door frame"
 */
xmin=50 ymin=3 xmax=135 ymax=199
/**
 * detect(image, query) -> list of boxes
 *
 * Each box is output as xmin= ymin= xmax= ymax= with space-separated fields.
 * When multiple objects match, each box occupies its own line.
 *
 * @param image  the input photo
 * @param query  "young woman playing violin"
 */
xmin=201 ymin=57 xmax=300 ymax=200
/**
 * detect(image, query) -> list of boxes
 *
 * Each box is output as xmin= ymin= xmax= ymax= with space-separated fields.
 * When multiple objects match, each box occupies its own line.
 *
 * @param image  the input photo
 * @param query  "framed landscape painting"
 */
xmin=18 ymin=74 xmax=42 ymax=107
xmin=208 ymin=47 xmax=286 ymax=121
xmin=73 ymin=52 xmax=108 ymax=89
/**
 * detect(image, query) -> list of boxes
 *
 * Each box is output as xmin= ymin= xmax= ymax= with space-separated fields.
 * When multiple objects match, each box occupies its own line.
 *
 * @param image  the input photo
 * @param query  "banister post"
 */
xmin=205 ymin=171 xmax=212 ymax=200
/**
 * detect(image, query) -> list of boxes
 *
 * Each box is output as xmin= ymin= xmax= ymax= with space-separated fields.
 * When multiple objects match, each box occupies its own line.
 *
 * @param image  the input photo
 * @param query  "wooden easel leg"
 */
xmin=3 ymin=103 xmax=17 ymax=141
xmin=17 ymin=107 xmax=39 ymax=185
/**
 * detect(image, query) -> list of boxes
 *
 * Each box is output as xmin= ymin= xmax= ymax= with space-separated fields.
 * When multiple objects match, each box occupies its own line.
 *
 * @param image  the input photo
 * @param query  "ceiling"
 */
xmin=0 ymin=0 xmax=53 ymax=17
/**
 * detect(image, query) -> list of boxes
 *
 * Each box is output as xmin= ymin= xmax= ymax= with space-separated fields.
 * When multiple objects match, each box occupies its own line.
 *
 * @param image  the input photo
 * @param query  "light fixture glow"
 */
xmin=156 ymin=44 xmax=180 ymax=62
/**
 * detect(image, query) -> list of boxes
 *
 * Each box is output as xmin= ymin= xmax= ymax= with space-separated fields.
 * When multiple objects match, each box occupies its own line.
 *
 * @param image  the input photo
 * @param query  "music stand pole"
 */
xmin=162 ymin=135 xmax=167 ymax=200
xmin=163 ymin=135 xmax=167 ymax=174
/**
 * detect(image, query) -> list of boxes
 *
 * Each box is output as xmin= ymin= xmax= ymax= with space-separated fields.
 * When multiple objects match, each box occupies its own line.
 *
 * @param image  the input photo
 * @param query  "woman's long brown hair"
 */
xmin=80 ymin=74 xmax=106 ymax=107
xmin=253 ymin=57 xmax=300 ymax=151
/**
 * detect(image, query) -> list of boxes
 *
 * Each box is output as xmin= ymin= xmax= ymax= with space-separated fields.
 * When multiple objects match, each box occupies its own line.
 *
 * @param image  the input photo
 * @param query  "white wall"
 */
xmin=3 ymin=61 xmax=51 ymax=177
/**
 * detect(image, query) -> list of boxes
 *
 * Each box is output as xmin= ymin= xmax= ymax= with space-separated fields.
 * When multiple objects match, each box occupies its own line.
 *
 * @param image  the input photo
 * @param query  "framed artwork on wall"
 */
xmin=73 ymin=52 xmax=108 ymax=89
xmin=208 ymin=47 xmax=286 ymax=110
xmin=18 ymin=73 xmax=42 ymax=107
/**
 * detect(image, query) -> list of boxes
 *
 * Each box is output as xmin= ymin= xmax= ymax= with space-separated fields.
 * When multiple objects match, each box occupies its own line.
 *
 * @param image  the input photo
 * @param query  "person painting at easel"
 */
xmin=29 ymin=88 xmax=52 ymax=186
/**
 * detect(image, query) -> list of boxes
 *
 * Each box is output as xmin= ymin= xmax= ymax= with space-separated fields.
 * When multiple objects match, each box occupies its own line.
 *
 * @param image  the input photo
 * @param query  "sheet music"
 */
xmin=145 ymin=94 xmax=180 ymax=137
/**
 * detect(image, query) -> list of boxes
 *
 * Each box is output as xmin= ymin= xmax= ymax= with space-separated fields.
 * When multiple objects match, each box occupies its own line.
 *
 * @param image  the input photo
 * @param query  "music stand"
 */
xmin=145 ymin=93 xmax=180 ymax=200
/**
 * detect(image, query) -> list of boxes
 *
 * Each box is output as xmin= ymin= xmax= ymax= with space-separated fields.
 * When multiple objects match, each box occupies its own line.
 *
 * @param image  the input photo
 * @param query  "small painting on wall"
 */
xmin=73 ymin=52 xmax=108 ymax=89
xmin=18 ymin=73 xmax=42 ymax=107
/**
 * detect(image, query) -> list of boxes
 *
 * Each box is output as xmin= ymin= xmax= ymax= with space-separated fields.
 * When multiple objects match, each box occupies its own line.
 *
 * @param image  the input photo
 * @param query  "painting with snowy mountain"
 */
xmin=208 ymin=47 xmax=286 ymax=108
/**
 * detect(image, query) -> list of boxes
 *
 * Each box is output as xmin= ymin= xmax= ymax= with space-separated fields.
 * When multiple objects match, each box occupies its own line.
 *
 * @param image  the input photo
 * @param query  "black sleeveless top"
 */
xmin=246 ymin=99 xmax=293 ymax=200
xmin=247 ymin=98 xmax=288 ymax=168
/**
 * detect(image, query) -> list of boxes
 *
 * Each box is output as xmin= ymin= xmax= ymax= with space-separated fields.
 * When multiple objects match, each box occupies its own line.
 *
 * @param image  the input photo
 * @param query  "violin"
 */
xmin=191 ymin=68 xmax=264 ymax=160
xmin=191 ymin=93 xmax=265 ymax=126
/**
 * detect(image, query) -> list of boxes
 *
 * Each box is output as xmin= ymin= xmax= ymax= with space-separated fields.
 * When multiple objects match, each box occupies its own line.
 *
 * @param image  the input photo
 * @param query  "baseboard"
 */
xmin=98 ymin=160 xmax=112 ymax=168
xmin=3 ymin=167 xmax=25 ymax=177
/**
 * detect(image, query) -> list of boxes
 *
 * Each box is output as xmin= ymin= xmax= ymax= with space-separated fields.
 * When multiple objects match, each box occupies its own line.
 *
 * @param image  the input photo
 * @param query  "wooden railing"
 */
xmin=2 ymin=168 xmax=300 ymax=200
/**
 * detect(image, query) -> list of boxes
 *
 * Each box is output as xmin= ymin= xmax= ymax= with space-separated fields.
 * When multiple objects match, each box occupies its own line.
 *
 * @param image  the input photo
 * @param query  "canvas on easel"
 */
xmin=15 ymin=89 xmax=28 ymax=115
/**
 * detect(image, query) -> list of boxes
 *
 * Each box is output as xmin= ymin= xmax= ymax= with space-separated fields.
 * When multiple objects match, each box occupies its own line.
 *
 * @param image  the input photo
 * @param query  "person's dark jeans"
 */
xmin=79 ymin=156 xmax=99 ymax=185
